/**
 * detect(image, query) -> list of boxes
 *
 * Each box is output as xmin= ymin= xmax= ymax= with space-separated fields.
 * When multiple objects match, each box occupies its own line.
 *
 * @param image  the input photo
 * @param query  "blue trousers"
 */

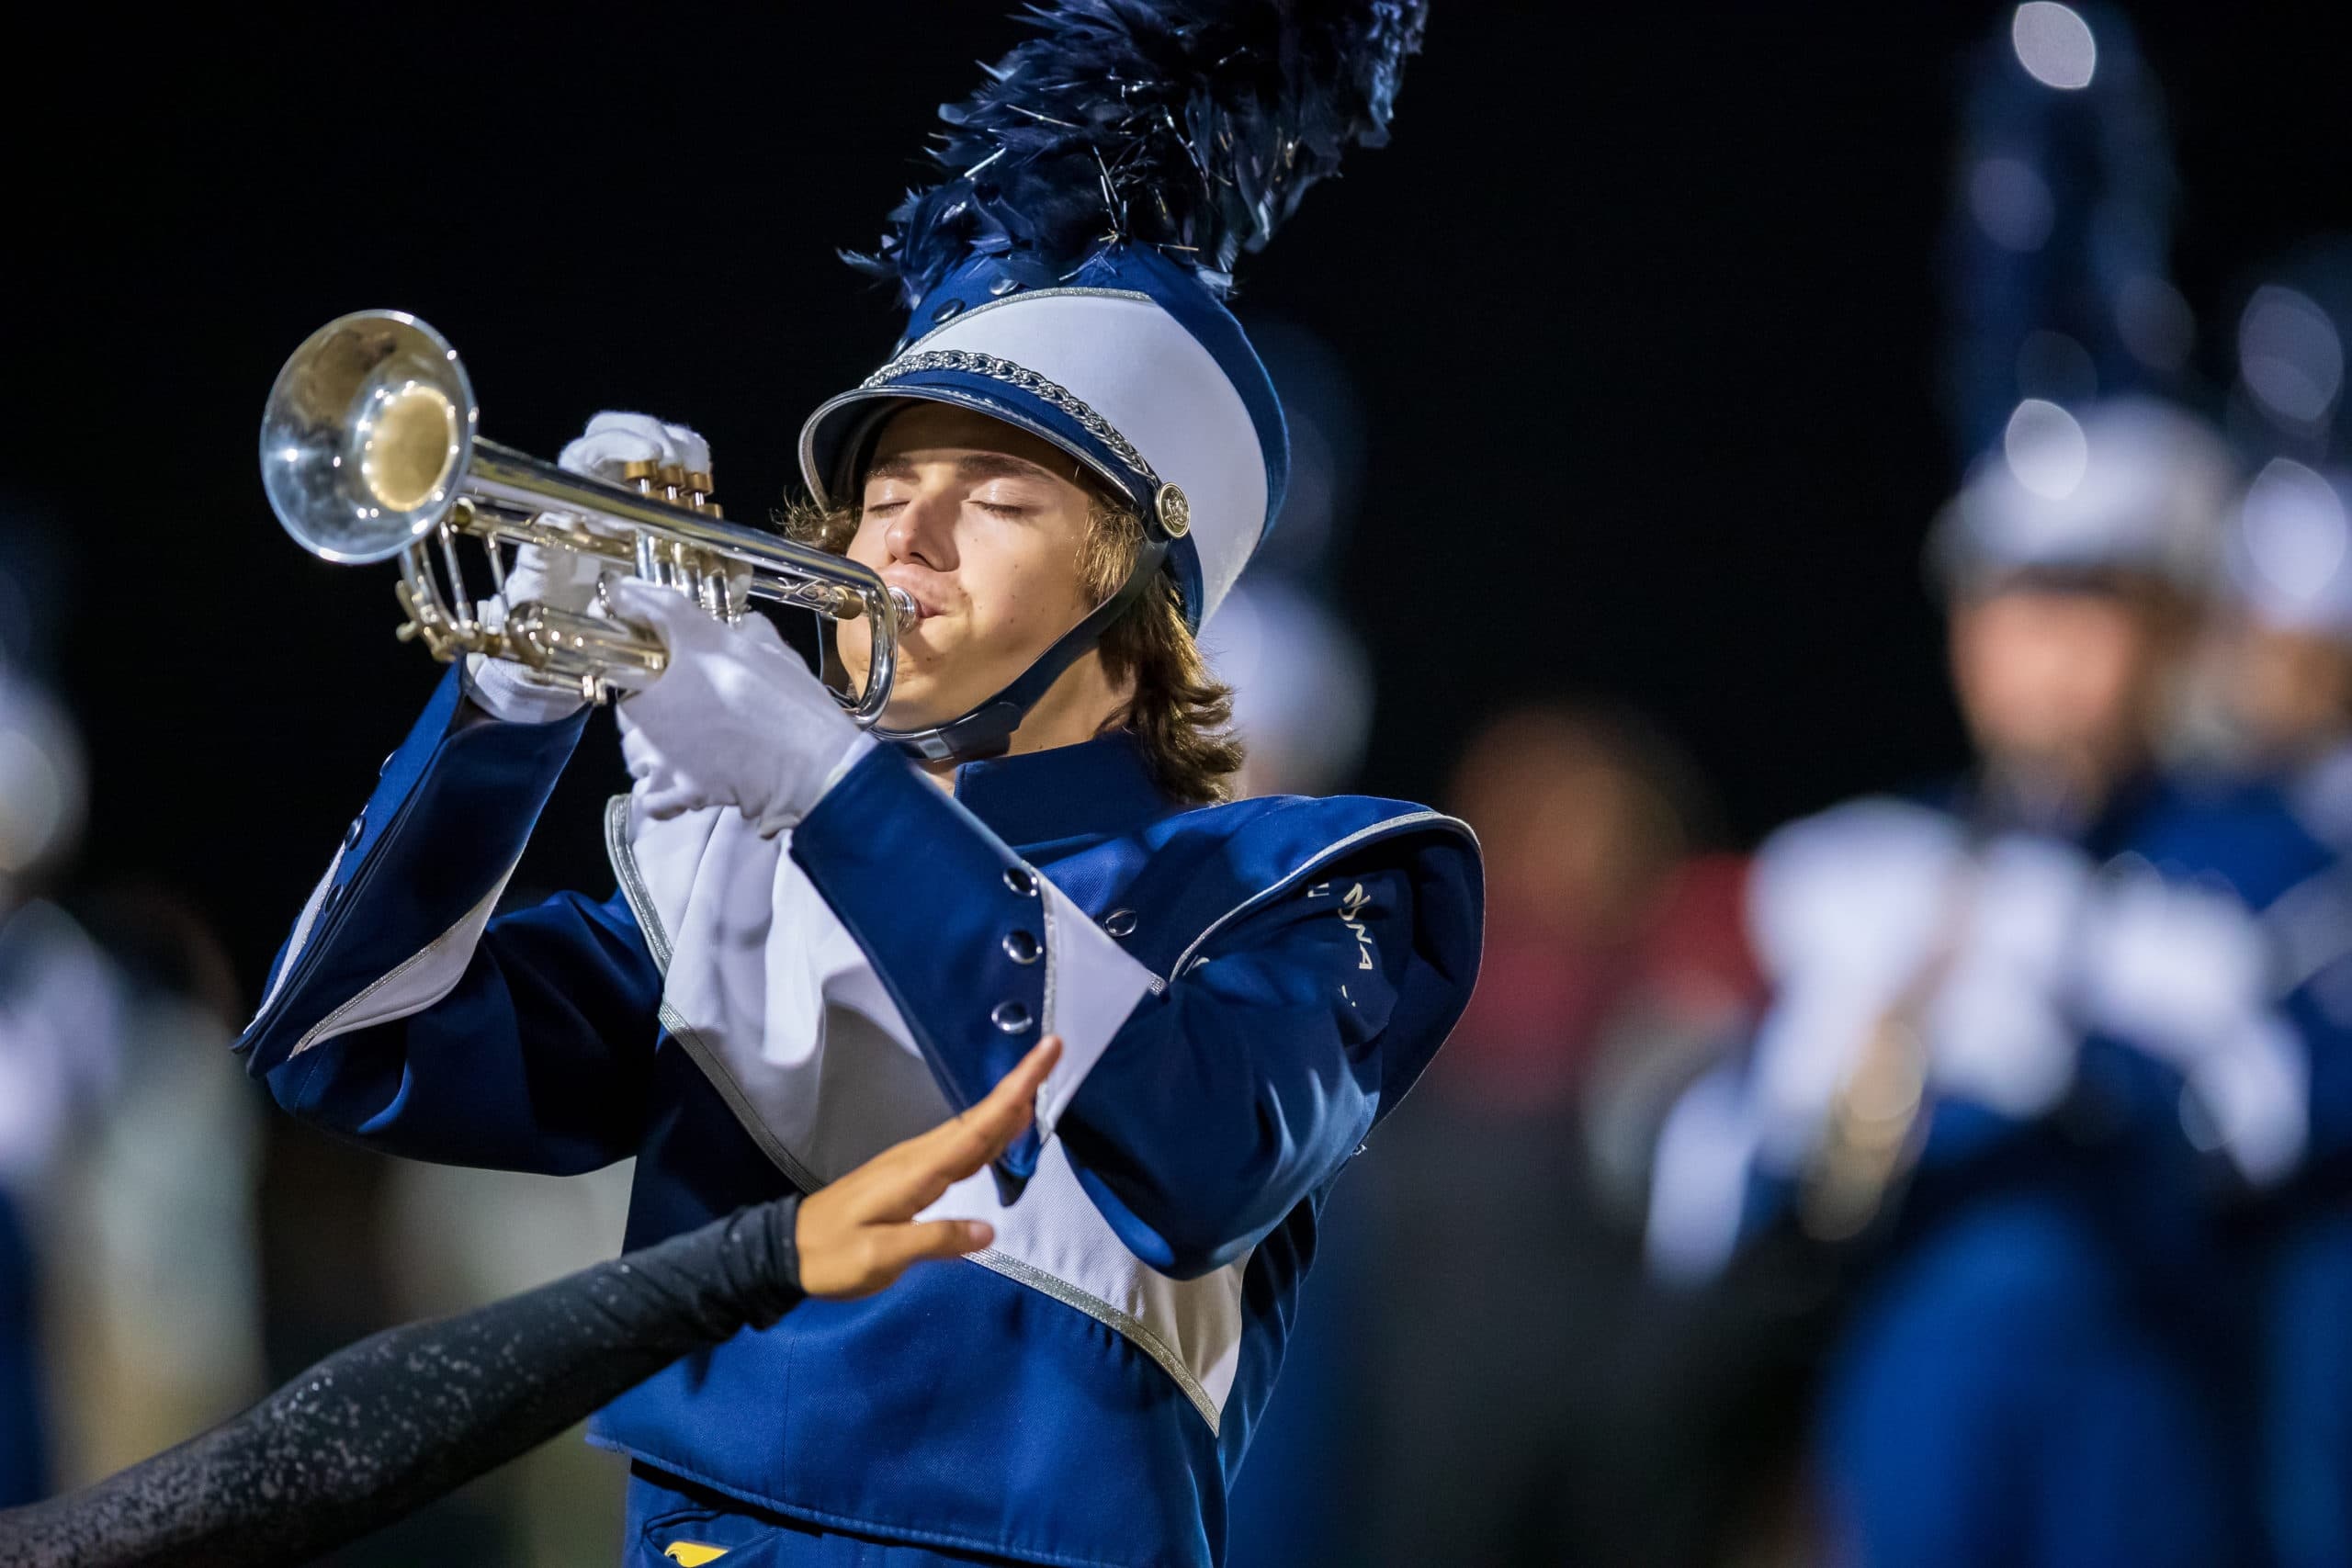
xmin=2261 ymin=1208 xmax=2352 ymax=1568
xmin=624 ymin=1465 xmax=1020 ymax=1568
xmin=1815 ymin=1191 xmax=2234 ymax=1568
xmin=0 ymin=1188 xmax=46 ymax=1508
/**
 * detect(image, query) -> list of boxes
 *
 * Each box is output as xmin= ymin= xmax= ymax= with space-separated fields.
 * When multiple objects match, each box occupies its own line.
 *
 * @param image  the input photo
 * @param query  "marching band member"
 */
xmin=1647 ymin=398 xmax=2344 ymax=1567
xmin=2214 ymin=457 xmax=2352 ymax=1568
xmin=235 ymin=4 xmax=1480 ymax=1565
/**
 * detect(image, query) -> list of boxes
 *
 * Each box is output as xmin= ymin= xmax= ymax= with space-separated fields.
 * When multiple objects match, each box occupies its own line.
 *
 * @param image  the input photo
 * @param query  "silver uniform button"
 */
xmin=1003 ymin=865 xmax=1039 ymax=897
xmin=1102 ymin=908 xmax=1138 ymax=938
xmin=1003 ymin=930 xmax=1041 ymax=964
xmin=991 ymin=1000 xmax=1035 ymax=1034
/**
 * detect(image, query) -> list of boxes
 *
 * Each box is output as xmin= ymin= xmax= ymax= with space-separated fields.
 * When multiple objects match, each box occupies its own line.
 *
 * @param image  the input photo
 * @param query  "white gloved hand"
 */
xmin=466 ymin=412 xmax=714 ymax=724
xmin=607 ymin=578 xmax=876 ymax=836
xmin=555 ymin=411 xmax=713 ymax=486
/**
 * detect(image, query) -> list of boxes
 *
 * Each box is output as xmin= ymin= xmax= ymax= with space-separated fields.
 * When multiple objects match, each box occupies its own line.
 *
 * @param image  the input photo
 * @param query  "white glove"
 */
xmin=466 ymin=412 xmax=714 ymax=724
xmin=607 ymin=578 xmax=876 ymax=836
xmin=555 ymin=411 xmax=713 ymax=486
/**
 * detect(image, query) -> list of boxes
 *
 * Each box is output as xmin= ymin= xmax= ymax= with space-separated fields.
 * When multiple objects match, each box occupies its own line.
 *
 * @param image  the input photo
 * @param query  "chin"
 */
xmin=879 ymin=672 xmax=1013 ymax=733
xmin=876 ymin=675 xmax=957 ymax=732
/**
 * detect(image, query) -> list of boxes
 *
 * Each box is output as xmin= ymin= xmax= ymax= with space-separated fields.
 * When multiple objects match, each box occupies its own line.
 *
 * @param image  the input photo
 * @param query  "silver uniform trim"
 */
xmin=605 ymin=795 xmax=672 ymax=970
xmin=658 ymin=1000 xmax=827 ymax=1196
xmin=862 ymin=349 xmax=1159 ymax=486
xmin=291 ymin=869 xmax=513 ymax=1056
xmin=801 ymin=385 xmax=1141 ymax=513
xmin=964 ymin=1246 xmax=1225 ymax=1432
xmin=1039 ymin=874 xmax=1061 ymax=1040
xmin=1169 ymin=811 xmax=1479 ymax=977
xmin=255 ymin=840 xmax=347 ymax=1023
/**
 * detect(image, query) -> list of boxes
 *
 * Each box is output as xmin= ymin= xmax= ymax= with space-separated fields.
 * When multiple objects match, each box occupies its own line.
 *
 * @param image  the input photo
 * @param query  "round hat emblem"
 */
xmin=1155 ymin=483 xmax=1192 ymax=538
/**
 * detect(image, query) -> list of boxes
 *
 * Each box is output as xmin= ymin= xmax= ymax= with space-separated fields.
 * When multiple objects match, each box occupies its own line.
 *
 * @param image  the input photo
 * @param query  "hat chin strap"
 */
xmin=851 ymin=539 xmax=1170 ymax=766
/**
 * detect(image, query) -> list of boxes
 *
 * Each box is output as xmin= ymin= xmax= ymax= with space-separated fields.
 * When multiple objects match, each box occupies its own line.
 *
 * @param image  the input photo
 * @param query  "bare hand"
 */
xmin=794 ymin=1037 xmax=1061 ymax=1299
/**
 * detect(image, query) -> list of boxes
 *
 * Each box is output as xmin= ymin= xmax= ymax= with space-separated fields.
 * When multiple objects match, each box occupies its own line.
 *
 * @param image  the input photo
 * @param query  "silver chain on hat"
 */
xmin=863 ymin=350 xmax=1159 ymax=487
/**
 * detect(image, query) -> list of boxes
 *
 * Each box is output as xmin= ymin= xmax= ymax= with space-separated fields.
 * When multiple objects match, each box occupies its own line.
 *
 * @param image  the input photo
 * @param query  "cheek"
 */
xmin=2077 ymin=638 xmax=2140 ymax=707
xmin=964 ymin=533 xmax=1071 ymax=635
xmin=846 ymin=521 xmax=890 ymax=573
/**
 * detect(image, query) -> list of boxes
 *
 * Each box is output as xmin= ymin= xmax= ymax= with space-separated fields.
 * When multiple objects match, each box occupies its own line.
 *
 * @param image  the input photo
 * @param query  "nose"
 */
xmin=883 ymin=485 xmax=958 ymax=572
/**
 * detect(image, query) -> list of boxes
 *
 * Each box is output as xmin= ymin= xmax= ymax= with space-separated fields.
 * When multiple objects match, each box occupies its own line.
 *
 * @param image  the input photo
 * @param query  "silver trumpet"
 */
xmin=259 ymin=310 xmax=911 ymax=716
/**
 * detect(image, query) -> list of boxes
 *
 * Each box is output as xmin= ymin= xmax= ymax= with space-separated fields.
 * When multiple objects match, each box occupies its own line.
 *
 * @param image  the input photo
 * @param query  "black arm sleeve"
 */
xmin=0 ymin=1195 xmax=802 ymax=1568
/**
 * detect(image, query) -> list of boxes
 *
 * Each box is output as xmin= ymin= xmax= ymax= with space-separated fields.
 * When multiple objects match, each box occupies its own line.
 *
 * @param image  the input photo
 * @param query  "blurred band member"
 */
xmin=2220 ymin=459 xmax=2352 ymax=836
xmin=1650 ymin=399 xmax=2344 ymax=1568
xmin=2215 ymin=458 xmax=2352 ymax=1568
xmin=0 ymin=665 xmax=110 ymax=1506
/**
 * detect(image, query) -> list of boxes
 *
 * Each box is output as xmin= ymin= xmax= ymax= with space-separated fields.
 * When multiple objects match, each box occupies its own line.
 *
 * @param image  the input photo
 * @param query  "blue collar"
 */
xmin=950 ymin=730 xmax=1173 ymax=849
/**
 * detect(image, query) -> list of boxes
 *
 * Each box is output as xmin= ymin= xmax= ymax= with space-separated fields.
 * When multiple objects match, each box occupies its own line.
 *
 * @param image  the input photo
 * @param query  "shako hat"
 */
xmin=799 ymin=0 xmax=1427 ymax=761
xmin=1929 ymin=396 xmax=2237 ymax=595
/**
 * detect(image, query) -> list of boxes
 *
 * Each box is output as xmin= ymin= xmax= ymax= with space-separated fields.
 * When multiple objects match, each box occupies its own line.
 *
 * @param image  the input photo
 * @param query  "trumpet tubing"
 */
xmin=259 ymin=310 xmax=912 ymax=716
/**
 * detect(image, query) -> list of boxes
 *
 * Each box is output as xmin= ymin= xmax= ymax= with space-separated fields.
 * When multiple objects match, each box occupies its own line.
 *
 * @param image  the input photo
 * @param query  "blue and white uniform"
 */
xmin=1643 ymin=395 xmax=2351 ymax=1566
xmin=237 ymin=666 xmax=1479 ymax=1566
xmin=1648 ymin=773 xmax=2338 ymax=1567
xmin=2222 ymin=456 xmax=2352 ymax=1568
xmin=240 ymin=6 xmax=1458 ymax=1560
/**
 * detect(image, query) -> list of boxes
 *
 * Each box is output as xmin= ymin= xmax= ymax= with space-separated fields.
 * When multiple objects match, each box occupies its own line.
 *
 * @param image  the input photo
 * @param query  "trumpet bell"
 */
xmin=260 ymin=310 xmax=478 ymax=564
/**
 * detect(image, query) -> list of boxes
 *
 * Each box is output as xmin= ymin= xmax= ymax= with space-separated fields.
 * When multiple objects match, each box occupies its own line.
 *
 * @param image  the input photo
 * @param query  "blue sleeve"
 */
xmin=1054 ymin=865 xmax=1415 ymax=1278
xmin=265 ymin=886 xmax=662 ymax=1174
xmin=789 ymin=745 xmax=1473 ymax=1280
xmin=2270 ymin=867 xmax=2352 ymax=1164
xmin=238 ymin=666 xmax=662 ymax=1174
xmin=2149 ymin=787 xmax=2352 ymax=1175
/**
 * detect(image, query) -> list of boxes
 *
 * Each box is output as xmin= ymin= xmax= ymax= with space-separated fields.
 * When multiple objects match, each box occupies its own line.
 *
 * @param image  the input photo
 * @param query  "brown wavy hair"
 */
xmin=780 ymin=492 xmax=1244 ymax=805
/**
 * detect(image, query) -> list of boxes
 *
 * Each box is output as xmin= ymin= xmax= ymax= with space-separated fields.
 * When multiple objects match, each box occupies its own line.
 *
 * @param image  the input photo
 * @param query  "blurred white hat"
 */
xmin=2226 ymin=457 xmax=2352 ymax=642
xmin=1932 ymin=396 xmax=2237 ymax=592
xmin=0 ymin=669 xmax=86 ymax=899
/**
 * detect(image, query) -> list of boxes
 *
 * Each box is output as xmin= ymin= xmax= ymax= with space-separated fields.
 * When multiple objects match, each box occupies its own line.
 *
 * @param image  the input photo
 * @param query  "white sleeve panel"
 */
xmin=291 ymin=861 xmax=522 ymax=1057
xmin=1035 ymin=877 xmax=1160 ymax=1136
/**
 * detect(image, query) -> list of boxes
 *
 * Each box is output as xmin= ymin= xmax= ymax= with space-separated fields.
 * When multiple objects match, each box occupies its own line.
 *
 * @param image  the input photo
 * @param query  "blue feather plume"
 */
xmin=851 ymin=0 xmax=1429 ymax=306
xmin=1940 ymin=2 xmax=2186 ymax=460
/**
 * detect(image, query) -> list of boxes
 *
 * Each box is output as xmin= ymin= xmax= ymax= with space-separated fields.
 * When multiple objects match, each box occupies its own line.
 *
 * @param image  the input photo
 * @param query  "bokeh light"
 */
xmin=2239 ymin=284 xmax=2345 ymax=428
xmin=2241 ymin=457 xmax=2349 ymax=602
xmin=2003 ymin=397 xmax=2089 ymax=499
xmin=2012 ymin=3 xmax=2098 ymax=91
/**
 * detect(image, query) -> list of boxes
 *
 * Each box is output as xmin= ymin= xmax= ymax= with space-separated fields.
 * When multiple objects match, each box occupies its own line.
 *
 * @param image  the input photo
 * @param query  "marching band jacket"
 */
xmin=235 ymin=665 xmax=1483 ymax=1568
xmin=1647 ymin=771 xmax=2352 ymax=1287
